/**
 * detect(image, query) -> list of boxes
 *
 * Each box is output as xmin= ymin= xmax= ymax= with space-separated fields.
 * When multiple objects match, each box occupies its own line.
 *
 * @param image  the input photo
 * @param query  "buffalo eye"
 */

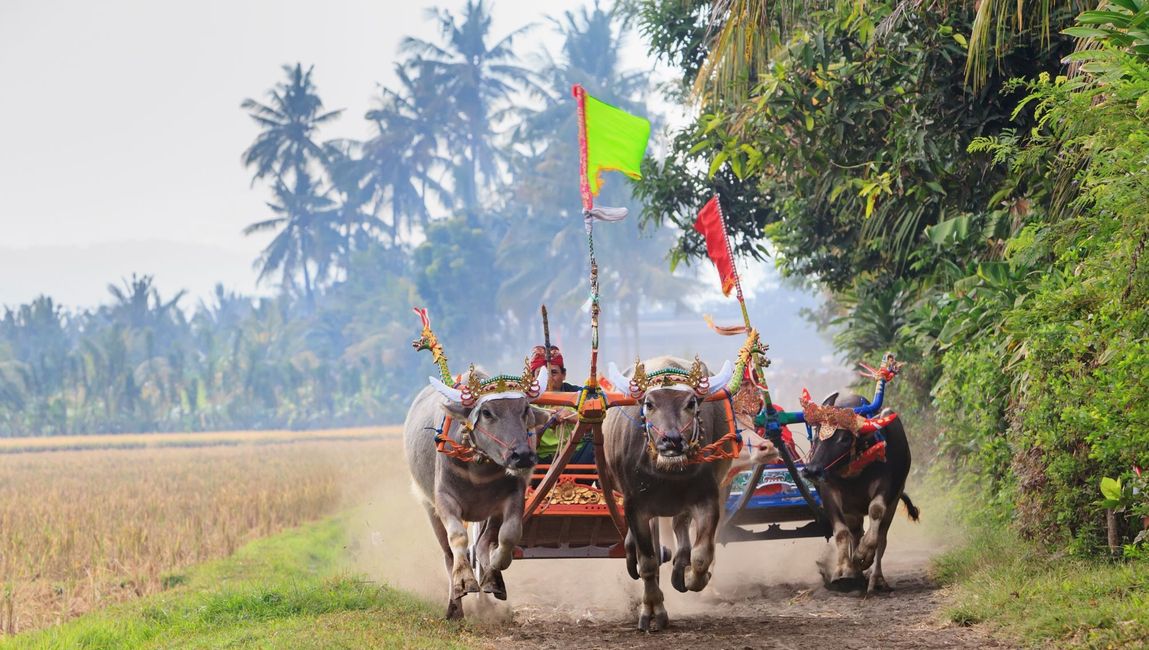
xmin=480 ymin=407 xmax=494 ymax=420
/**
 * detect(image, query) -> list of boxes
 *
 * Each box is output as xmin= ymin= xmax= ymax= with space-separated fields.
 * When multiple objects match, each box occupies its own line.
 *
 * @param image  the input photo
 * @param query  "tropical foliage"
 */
xmin=633 ymin=0 xmax=1148 ymax=554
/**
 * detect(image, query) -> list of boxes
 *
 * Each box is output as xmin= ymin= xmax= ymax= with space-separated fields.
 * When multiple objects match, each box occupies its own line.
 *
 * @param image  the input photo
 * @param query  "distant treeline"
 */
xmin=0 ymin=2 xmax=690 ymax=436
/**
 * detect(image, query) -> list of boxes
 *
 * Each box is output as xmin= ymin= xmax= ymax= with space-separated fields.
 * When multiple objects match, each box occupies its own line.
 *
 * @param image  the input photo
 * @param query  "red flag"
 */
xmin=693 ymin=196 xmax=737 ymax=296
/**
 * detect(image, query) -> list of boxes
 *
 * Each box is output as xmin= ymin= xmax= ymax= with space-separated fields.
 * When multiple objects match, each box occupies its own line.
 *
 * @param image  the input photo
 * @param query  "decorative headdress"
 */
xmin=798 ymin=388 xmax=898 ymax=439
xmin=606 ymin=356 xmax=733 ymax=399
xmin=413 ymin=308 xmax=546 ymax=408
xmin=858 ymin=352 xmax=903 ymax=383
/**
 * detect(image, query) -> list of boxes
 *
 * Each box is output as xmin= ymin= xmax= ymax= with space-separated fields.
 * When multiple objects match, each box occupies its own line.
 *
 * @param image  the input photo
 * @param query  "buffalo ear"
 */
xmin=440 ymin=401 xmax=469 ymax=420
xmin=528 ymin=405 xmax=553 ymax=430
xmin=821 ymin=391 xmax=840 ymax=407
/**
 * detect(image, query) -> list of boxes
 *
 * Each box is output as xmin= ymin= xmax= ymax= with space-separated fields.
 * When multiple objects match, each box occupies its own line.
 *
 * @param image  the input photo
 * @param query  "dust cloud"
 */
xmin=343 ymin=439 xmax=944 ymax=629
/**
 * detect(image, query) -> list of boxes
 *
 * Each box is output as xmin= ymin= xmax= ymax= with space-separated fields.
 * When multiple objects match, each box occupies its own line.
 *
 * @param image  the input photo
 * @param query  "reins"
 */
xmin=814 ymin=428 xmax=888 ymax=478
xmin=624 ymin=388 xmax=742 ymax=465
xmin=430 ymin=413 xmax=542 ymax=464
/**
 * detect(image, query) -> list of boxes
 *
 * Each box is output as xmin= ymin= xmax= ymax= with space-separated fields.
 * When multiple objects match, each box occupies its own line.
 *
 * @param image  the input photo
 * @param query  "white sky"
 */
xmin=0 ymin=0 xmax=659 ymax=309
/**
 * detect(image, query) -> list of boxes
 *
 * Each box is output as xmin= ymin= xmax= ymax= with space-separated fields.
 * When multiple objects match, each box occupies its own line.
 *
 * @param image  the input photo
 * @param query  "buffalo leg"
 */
xmin=435 ymin=494 xmax=480 ymax=611
xmin=422 ymin=502 xmax=464 ymax=620
xmin=624 ymin=529 xmax=640 ymax=580
xmin=627 ymin=509 xmax=668 ymax=632
xmin=867 ymin=527 xmax=892 ymax=593
xmin=490 ymin=491 xmax=523 ymax=572
xmin=670 ymin=512 xmax=692 ymax=594
xmin=685 ymin=499 xmax=719 ymax=592
xmin=855 ymin=494 xmax=891 ymax=571
xmin=848 ymin=515 xmax=864 ymax=566
xmin=475 ymin=516 xmax=507 ymax=600
xmin=824 ymin=492 xmax=863 ymax=587
xmin=865 ymin=499 xmax=897 ymax=593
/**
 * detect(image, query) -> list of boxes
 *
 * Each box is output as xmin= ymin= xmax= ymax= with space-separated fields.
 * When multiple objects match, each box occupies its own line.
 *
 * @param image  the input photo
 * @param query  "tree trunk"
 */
xmin=1107 ymin=508 xmax=1119 ymax=556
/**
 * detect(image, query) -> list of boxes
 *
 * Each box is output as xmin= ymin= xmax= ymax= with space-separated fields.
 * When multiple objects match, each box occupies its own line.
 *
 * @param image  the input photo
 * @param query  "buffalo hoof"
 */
xmin=654 ymin=608 xmax=670 ymax=631
xmin=670 ymin=563 xmax=688 ymax=593
xmin=626 ymin=553 xmax=640 ymax=581
xmin=625 ymin=537 xmax=640 ymax=581
xmin=637 ymin=607 xmax=669 ymax=632
xmin=867 ymin=574 xmax=892 ymax=595
xmin=480 ymin=570 xmax=507 ymax=601
xmin=855 ymin=542 xmax=878 ymax=571
xmin=452 ymin=574 xmax=480 ymax=599
xmin=445 ymin=598 xmax=464 ymax=620
xmin=827 ymin=575 xmax=866 ymax=593
xmin=685 ymin=568 xmax=711 ymax=592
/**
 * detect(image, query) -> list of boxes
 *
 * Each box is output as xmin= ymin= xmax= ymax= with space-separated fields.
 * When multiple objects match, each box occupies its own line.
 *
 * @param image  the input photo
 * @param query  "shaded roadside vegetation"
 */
xmin=630 ymin=0 xmax=1148 ymax=560
xmin=935 ymin=521 xmax=1149 ymax=647
xmin=2 ymin=515 xmax=469 ymax=649
xmin=0 ymin=2 xmax=689 ymax=436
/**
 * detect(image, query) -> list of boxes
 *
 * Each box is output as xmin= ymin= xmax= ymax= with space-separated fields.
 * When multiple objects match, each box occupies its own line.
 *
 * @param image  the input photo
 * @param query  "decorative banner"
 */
xmin=572 ymin=84 xmax=651 ymax=211
xmin=693 ymin=195 xmax=737 ymax=296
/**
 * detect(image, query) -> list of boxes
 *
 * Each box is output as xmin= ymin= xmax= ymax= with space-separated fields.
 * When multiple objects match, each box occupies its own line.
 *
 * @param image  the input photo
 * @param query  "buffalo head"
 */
xmin=803 ymin=391 xmax=854 ymax=480
xmin=428 ymin=369 xmax=551 ymax=476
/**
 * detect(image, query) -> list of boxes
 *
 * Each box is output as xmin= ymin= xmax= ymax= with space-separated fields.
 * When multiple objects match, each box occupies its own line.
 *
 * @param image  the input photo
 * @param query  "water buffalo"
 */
xmin=802 ymin=391 xmax=919 ymax=594
xmin=726 ymin=393 xmax=785 ymax=477
xmin=604 ymin=356 xmax=734 ymax=631
xmin=403 ymin=367 xmax=551 ymax=619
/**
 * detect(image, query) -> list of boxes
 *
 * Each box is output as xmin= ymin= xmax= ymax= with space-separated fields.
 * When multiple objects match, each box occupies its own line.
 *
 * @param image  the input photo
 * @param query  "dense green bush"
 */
xmin=633 ymin=0 xmax=1147 ymax=554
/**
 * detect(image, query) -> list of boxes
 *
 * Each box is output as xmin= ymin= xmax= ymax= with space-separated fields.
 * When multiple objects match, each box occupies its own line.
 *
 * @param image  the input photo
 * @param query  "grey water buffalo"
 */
xmin=726 ymin=396 xmax=783 ymax=477
xmin=604 ymin=356 xmax=735 ymax=631
xmin=802 ymin=391 xmax=919 ymax=594
xmin=403 ymin=368 xmax=550 ymax=619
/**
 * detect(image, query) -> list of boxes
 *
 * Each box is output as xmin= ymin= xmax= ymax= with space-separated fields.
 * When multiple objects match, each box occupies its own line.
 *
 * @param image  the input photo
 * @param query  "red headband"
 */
xmin=530 ymin=350 xmax=564 ymax=373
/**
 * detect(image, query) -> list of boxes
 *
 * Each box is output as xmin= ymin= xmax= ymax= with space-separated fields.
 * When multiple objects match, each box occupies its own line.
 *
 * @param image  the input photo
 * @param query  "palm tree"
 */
xmin=241 ymin=63 xmax=343 ymax=186
xmin=244 ymin=172 xmax=342 ymax=305
xmin=358 ymin=65 xmax=450 ymax=243
xmin=242 ymin=64 xmax=349 ymax=303
xmin=401 ymin=0 xmax=537 ymax=221
xmin=104 ymin=274 xmax=186 ymax=333
xmin=497 ymin=3 xmax=693 ymax=351
xmin=688 ymin=0 xmax=1084 ymax=100
xmin=322 ymin=139 xmax=391 ymax=262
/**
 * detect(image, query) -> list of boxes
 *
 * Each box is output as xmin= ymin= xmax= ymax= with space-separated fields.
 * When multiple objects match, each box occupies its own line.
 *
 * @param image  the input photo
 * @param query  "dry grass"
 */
xmin=0 ymin=426 xmax=399 ymax=454
xmin=0 ymin=434 xmax=394 ymax=635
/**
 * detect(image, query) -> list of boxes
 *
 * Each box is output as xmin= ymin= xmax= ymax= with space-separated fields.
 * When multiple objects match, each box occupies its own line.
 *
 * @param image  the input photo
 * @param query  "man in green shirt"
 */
xmin=529 ymin=345 xmax=594 ymax=464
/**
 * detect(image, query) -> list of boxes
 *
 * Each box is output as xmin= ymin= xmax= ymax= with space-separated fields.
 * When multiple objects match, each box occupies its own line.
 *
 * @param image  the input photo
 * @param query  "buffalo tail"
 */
xmin=900 ymin=492 xmax=920 ymax=521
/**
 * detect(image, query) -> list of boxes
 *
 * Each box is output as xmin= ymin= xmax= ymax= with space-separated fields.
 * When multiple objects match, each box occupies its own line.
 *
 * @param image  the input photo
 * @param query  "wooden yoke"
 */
xmin=526 ymin=386 xmax=729 ymax=533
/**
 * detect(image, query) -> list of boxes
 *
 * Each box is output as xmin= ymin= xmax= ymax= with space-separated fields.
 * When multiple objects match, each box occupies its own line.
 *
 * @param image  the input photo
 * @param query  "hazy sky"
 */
xmin=0 ymin=0 xmax=656 ymax=309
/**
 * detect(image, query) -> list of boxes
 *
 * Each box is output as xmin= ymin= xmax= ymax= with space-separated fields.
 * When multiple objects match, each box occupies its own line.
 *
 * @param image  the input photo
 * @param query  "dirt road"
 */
xmin=350 ymin=446 xmax=1005 ymax=649
xmin=466 ymin=525 xmax=1006 ymax=650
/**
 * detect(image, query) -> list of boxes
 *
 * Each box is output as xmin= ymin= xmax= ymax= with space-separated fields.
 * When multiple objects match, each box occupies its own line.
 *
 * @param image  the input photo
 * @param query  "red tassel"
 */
xmin=842 ymin=441 xmax=887 ymax=478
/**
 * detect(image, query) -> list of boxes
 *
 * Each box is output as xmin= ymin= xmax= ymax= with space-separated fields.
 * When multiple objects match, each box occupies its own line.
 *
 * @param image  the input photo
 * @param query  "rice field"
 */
xmin=0 ymin=430 xmax=397 ymax=634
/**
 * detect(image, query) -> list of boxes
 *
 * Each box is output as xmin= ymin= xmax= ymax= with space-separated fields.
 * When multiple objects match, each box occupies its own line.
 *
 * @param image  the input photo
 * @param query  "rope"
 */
xmin=686 ymin=430 xmax=744 ymax=464
xmin=616 ymin=394 xmax=742 ymax=466
xmin=431 ymin=412 xmax=544 ymax=464
xmin=585 ymin=213 xmax=600 ymax=388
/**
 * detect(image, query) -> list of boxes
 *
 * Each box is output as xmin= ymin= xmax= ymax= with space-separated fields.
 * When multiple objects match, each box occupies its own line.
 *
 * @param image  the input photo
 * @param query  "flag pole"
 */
xmin=714 ymin=196 xmax=753 ymax=333
xmin=573 ymin=84 xmax=600 ymax=388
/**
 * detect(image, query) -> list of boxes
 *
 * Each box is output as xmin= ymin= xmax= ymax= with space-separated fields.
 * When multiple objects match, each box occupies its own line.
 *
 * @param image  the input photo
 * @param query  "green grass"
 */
xmin=2 ymin=515 xmax=472 ymax=650
xmin=933 ymin=524 xmax=1149 ymax=648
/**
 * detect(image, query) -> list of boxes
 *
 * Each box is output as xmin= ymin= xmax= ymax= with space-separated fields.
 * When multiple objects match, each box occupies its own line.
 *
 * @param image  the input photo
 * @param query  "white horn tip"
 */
xmin=707 ymin=360 xmax=734 ymax=394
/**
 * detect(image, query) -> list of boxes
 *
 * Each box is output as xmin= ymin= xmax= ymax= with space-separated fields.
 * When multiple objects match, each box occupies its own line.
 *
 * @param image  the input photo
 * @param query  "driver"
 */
xmin=529 ymin=345 xmax=594 ymax=464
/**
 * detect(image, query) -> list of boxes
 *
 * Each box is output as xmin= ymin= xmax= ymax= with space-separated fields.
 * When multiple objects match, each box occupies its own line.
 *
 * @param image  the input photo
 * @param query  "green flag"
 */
xmin=573 ymin=84 xmax=651 ymax=209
